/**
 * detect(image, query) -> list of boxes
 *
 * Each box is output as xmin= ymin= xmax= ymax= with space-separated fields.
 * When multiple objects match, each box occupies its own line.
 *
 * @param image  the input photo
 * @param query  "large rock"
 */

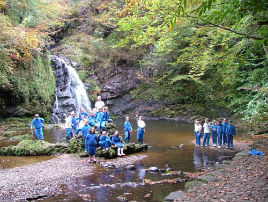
xmin=0 ymin=140 xmax=70 ymax=156
xmin=164 ymin=191 xmax=186 ymax=201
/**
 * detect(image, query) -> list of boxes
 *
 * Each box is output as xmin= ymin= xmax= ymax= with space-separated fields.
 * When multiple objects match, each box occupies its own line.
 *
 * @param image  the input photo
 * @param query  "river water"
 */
xmin=31 ymin=119 xmax=233 ymax=202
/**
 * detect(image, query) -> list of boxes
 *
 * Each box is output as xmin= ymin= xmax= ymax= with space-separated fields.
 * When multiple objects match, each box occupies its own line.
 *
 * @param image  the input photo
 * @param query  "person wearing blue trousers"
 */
xmin=81 ymin=120 xmax=91 ymax=152
xmin=217 ymin=121 xmax=223 ymax=148
xmin=30 ymin=114 xmax=45 ymax=141
xmin=211 ymin=120 xmax=217 ymax=147
xmin=226 ymin=120 xmax=236 ymax=149
xmin=222 ymin=118 xmax=229 ymax=146
xmin=85 ymin=127 xmax=98 ymax=163
xmin=71 ymin=112 xmax=78 ymax=135
xmin=202 ymin=118 xmax=211 ymax=147
xmin=99 ymin=131 xmax=112 ymax=149
xmin=137 ymin=116 xmax=146 ymax=144
xmin=194 ymin=120 xmax=202 ymax=146
xmin=124 ymin=116 xmax=132 ymax=143
xmin=95 ymin=108 xmax=106 ymax=131
xmin=65 ymin=113 xmax=73 ymax=142
xmin=112 ymin=130 xmax=125 ymax=156
xmin=103 ymin=107 xmax=113 ymax=123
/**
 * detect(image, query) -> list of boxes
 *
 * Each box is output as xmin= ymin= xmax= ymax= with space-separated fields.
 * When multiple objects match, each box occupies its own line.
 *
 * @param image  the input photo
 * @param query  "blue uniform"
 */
xmin=95 ymin=112 xmax=106 ymax=130
xmin=222 ymin=122 xmax=229 ymax=145
xmin=85 ymin=133 xmax=98 ymax=156
xmin=112 ymin=136 xmax=123 ymax=148
xmin=99 ymin=135 xmax=112 ymax=149
xmin=88 ymin=115 xmax=96 ymax=127
xmin=30 ymin=118 xmax=45 ymax=140
xmin=211 ymin=124 xmax=217 ymax=145
xmin=103 ymin=112 xmax=112 ymax=122
xmin=79 ymin=111 xmax=89 ymax=122
xmin=72 ymin=117 xmax=78 ymax=135
xmin=217 ymin=125 xmax=223 ymax=146
xmin=81 ymin=124 xmax=91 ymax=152
xmin=124 ymin=121 xmax=132 ymax=143
xmin=226 ymin=124 xmax=236 ymax=148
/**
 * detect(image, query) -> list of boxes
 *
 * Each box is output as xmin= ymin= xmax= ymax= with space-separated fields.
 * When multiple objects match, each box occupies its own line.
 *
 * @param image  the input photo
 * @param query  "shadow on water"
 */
xmin=39 ymin=119 xmax=236 ymax=202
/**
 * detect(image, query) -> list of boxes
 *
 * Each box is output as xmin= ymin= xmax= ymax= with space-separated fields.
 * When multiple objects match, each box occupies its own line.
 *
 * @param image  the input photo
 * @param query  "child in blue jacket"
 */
xmin=112 ymin=130 xmax=125 ymax=156
xmin=85 ymin=127 xmax=98 ymax=163
xmin=222 ymin=118 xmax=229 ymax=145
xmin=30 ymin=114 xmax=45 ymax=141
xmin=217 ymin=121 xmax=223 ymax=148
xmin=124 ymin=116 xmax=133 ymax=143
xmin=226 ymin=120 xmax=236 ymax=149
xmin=99 ymin=131 xmax=112 ymax=150
xmin=95 ymin=108 xmax=106 ymax=131
xmin=81 ymin=119 xmax=91 ymax=152
xmin=211 ymin=120 xmax=217 ymax=147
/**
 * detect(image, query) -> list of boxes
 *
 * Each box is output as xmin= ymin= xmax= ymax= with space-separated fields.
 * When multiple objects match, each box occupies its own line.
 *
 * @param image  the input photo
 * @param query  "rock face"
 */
xmin=50 ymin=55 xmax=91 ymax=123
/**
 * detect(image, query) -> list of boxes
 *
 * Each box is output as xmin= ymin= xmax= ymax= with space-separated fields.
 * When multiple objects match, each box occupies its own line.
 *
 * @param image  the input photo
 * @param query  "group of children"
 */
xmin=194 ymin=118 xmax=237 ymax=149
xmin=63 ymin=96 xmax=147 ymax=162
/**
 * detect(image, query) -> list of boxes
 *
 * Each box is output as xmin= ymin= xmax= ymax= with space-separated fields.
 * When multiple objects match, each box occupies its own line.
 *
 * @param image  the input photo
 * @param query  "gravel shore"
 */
xmin=172 ymin=138 xmax=268 ymax=202
xmin=0 ymin=154 xmax=147 ymax=201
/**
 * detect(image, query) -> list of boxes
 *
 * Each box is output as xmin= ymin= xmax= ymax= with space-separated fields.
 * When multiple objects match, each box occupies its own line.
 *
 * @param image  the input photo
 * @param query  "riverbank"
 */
xmin=165 ymin=138 xmax=268 ymax=201
xmin=0 ymin=154 xmax=147 ymax=201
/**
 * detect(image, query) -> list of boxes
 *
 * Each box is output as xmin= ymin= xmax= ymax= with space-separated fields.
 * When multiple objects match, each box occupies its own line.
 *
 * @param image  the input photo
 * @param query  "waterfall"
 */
xmin=50 ymin=55 xmax=91 ymax=123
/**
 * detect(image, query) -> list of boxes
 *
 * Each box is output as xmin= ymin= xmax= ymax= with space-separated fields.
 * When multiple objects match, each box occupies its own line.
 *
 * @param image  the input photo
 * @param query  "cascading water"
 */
xmin=50 ymin=55 xmax=91 ymax=123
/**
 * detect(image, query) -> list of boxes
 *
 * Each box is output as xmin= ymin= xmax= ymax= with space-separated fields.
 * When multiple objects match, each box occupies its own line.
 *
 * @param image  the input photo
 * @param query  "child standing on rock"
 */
xmin=85 ymin=127 xmax=98 ymax=163
xmin=30 ymin=114 xmax=45 ymax=142
xmin=124 ymin=116 xmax=133 ymax=143
xmin=112 ymin=130 xmax=125 ymax=156
xmin=137 ymin=116 xmax=146 ymax=144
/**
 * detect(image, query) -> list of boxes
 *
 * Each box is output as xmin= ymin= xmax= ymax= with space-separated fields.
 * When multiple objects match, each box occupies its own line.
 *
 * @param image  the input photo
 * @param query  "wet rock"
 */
xmin=166 ymin=167 xmax=173 ymax=171
xmin=144 ymin=193 xmax=152 ymax=198
xmin=125 ymin=165 xmax=136 ymax=170
xmin=178 ymin=144 xmax=184 ymax=148
xmin=148 ymin=167 xmax=158 ymax=172
xmin=164 ymin=191 xmax=186 ymax=201
xmin=159 ymin=169 xmax=166 ymax=173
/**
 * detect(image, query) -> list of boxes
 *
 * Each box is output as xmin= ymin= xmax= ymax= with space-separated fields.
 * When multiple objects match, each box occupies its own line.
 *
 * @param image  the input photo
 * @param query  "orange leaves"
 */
xmin=117 ymin=0 xmax=142 ymax=17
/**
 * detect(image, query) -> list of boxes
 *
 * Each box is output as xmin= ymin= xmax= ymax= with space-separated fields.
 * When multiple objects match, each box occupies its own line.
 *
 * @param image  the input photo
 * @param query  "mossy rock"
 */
xmin=96 ymin=147 xmax=117 ymax=158
xmin=0 ymin=140 xmax=70 ymax=156
xmin=9 ymin=134 xmax=33 ymax=141
xmin=184 ymin=179 xmax=208 ymax=192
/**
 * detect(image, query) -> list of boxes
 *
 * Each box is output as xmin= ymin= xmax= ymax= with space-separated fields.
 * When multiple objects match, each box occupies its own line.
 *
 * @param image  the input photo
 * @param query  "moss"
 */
xmin=184 ymin=179 xmax=208 ymax=192
xmin=0 ymin=140 xmax=70 ymax=156
xmin=9 ymin=134 xmax=33 ymax=141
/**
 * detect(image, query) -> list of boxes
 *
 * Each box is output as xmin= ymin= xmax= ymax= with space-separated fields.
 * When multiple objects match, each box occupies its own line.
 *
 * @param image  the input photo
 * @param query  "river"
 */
xmin=26 ymin=119 xmax=233 ymax=202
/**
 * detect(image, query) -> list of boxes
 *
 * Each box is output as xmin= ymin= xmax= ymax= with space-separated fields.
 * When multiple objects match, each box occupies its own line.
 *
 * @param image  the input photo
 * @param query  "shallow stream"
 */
xmin=34 ymin=119 xmax=234 ymax=202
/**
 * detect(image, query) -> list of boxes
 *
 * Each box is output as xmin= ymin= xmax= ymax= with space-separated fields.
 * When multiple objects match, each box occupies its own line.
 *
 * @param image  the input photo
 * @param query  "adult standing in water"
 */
xmin=95 ymin=95 xmax=105 ymax=111
xmin=137 ymin=116 xmax=146 ymax=144
xmin=30 ymin=114 xmax=45 ymax=142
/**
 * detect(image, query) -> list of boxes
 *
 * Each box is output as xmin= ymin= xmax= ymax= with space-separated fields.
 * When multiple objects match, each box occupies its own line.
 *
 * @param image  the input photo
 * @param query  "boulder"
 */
xmin=148 ymin=167 xmax=158 ymax=172
xmin=125 ymin=165 xmax=136 ymax=170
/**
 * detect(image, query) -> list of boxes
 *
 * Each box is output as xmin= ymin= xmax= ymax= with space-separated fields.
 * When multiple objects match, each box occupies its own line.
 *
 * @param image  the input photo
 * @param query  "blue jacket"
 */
xmin=81 ymin=124 xmax=90 ymax=138
xmin=124 ymin=121 xmax=132 ymax=132
xmin=95 ymin=112 xmax=104 ymax=123
xmin=222 ymin=122 xmax=229 ymax=134
xmin=86 ymin=133 xmax=98 ymax=146
xmin=30 ymin=118 xmax=44 ymax=129
xmin=112 ymin=136 xmax=121 ymax=144
xmin=211 ymin=124 xmax=217 ymax=133
xmin=217 ymin=125 xmax=222 ymax=135
xmin=88 ymin=115 xmax=96 ymax=125
xmin=226 ymin=124 xmax=236 ymax=136
xmin=72 ymin=117 xmax=77 ymax=127
xmin=103 ymin=112 xmax=110 ymax=122
xmin=79 ymin=112 xmax=89 ymax=122
xmin=99 ymin=135 xmax=111 ymax=143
